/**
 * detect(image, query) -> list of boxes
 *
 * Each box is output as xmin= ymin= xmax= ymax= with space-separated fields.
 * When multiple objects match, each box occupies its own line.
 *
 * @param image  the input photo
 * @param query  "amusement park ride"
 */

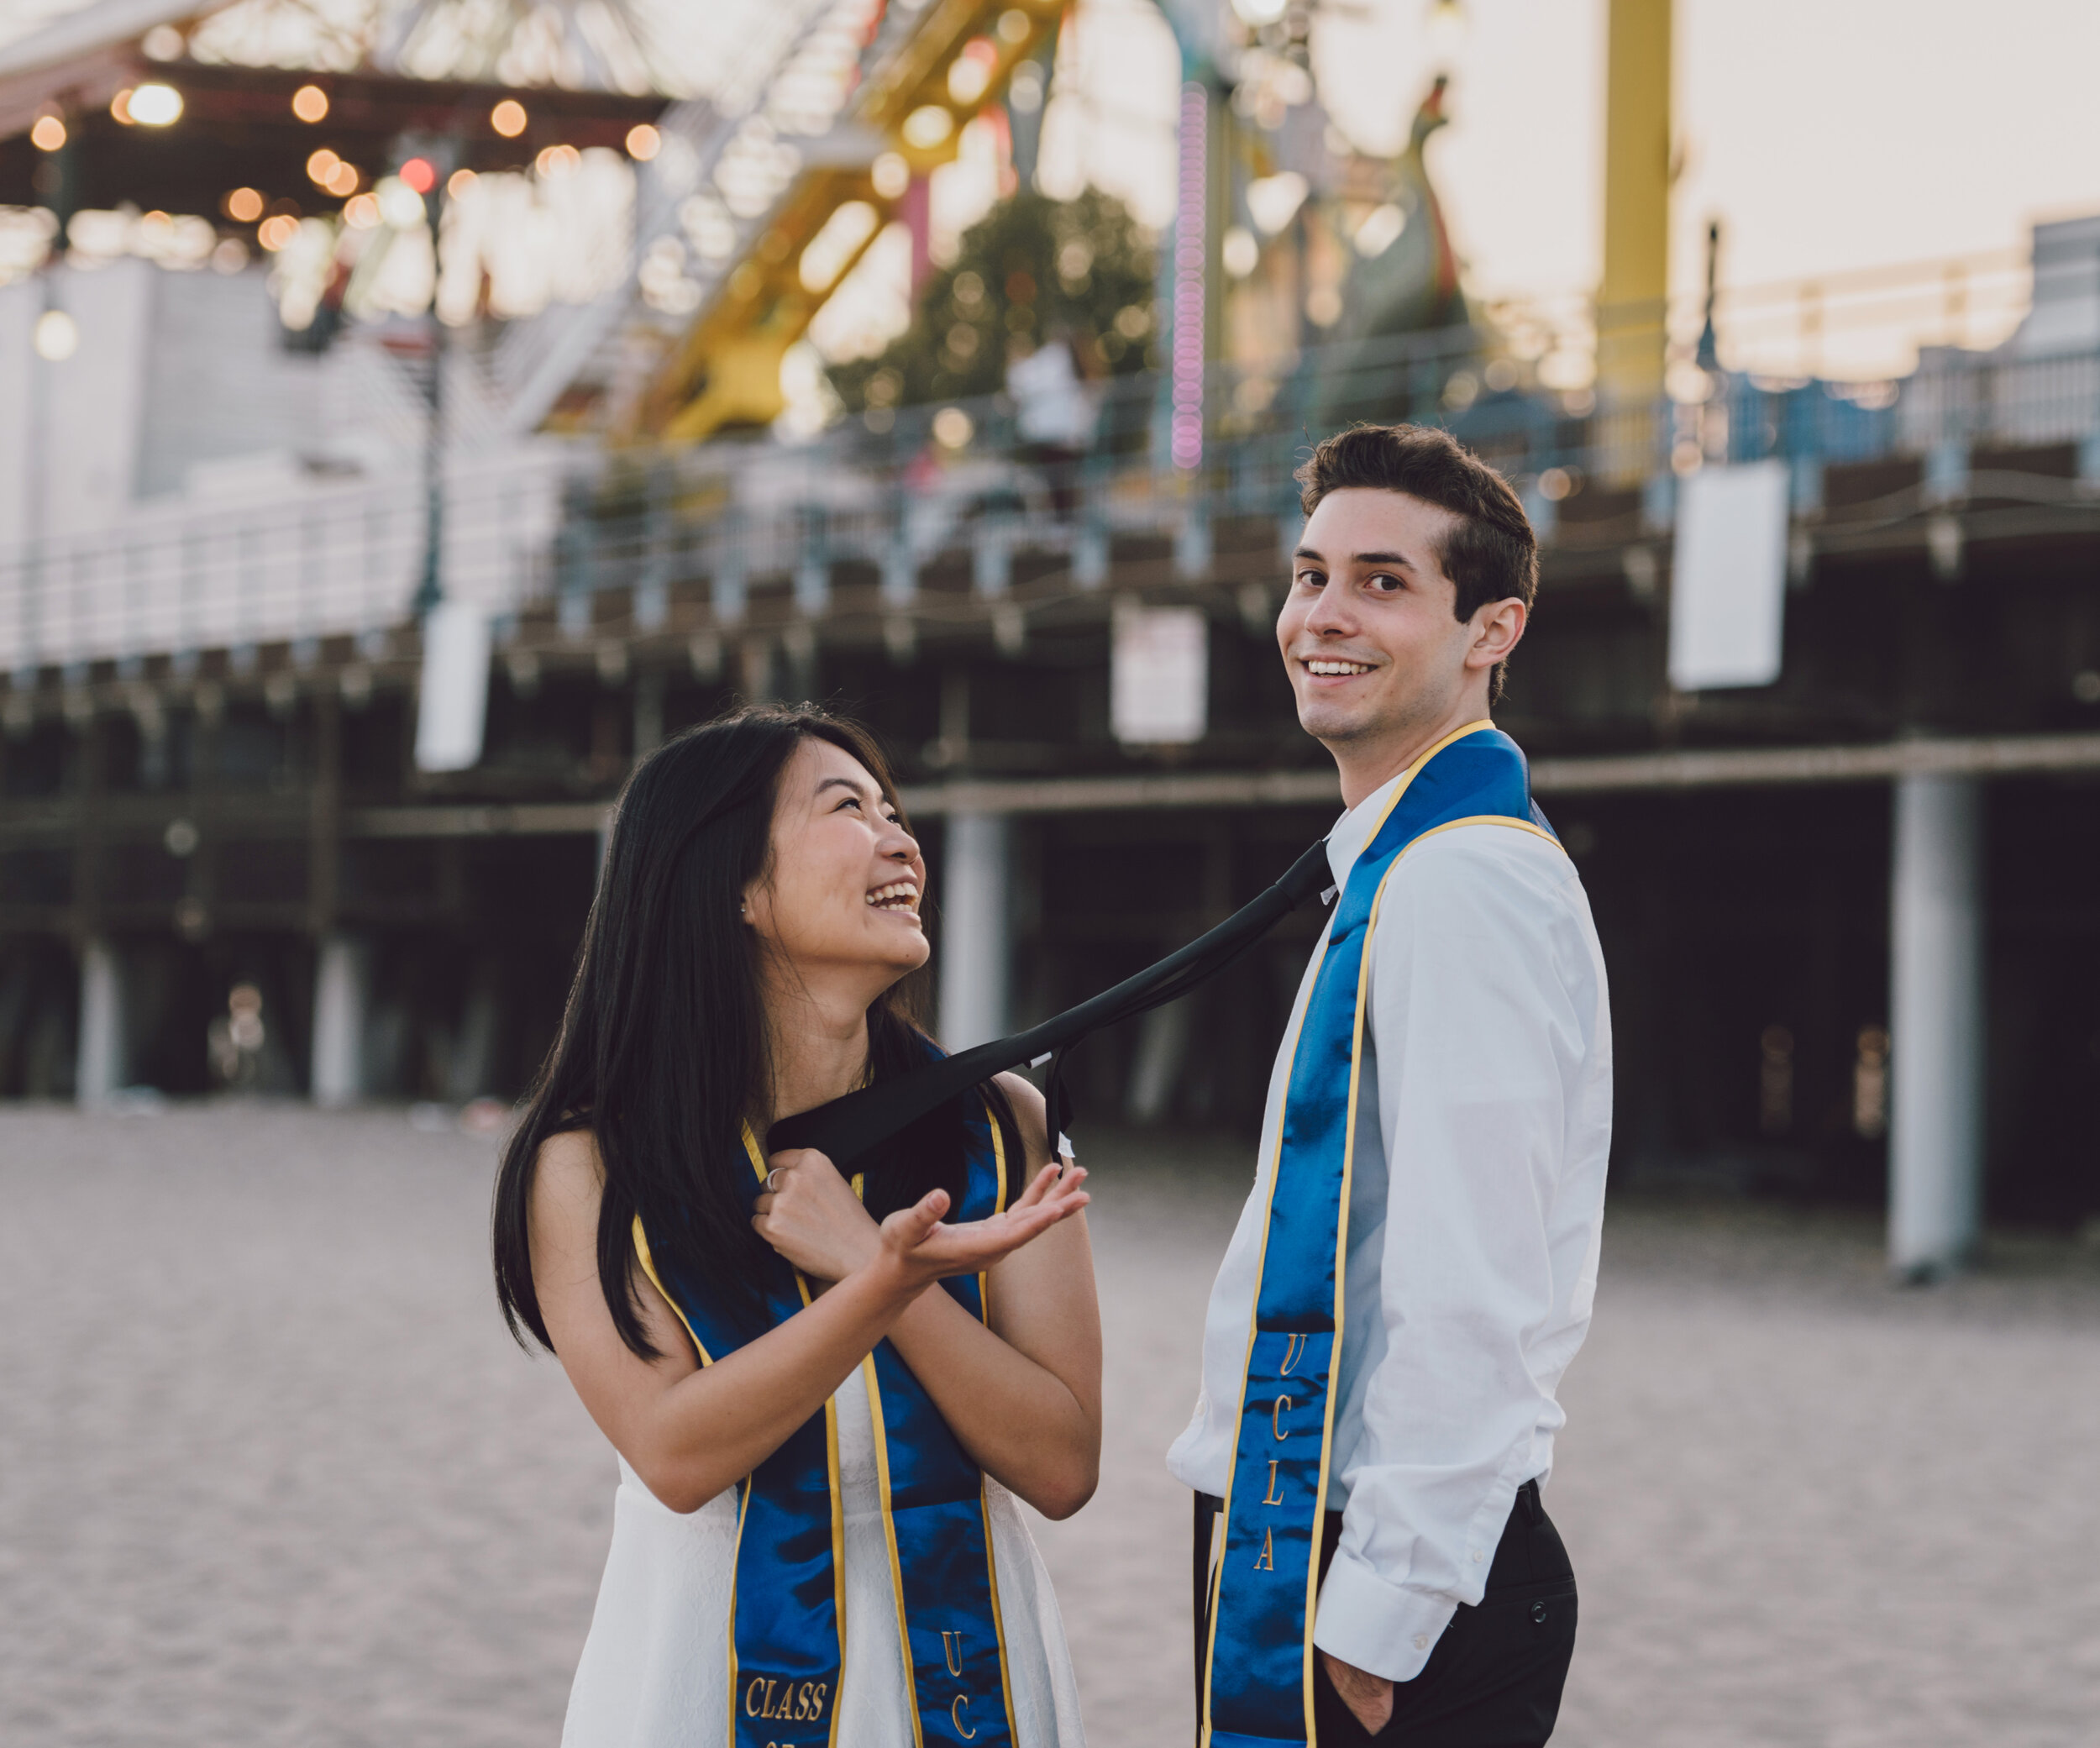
xmin=2 ymin=0 xmax=2099 ymax=1278
xmin=0 ymin=0 xmax=1543 ymax=441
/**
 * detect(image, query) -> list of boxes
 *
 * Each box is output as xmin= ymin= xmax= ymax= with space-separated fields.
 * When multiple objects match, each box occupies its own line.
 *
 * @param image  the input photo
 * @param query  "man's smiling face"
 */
xmin=1278 ymin=486 xmax=1479 ymax=756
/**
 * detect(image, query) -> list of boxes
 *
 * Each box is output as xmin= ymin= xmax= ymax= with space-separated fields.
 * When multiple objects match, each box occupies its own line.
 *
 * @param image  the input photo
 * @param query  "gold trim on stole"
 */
xmin=743 ymin=1126 xmax=852 ymax=1748
xmin=1199 ymin=923 xmax=1335 ymax=1747
xmin=856 ymin=1094 xmax=1021 ymax=1748
xmin=630 ymin=1210 xmax=747 ymax=1743
xmin=633 ymin=1215 xmax=716 ymax=1367
xmin=859 ymin=1347 xmax=923 ymax=1748
xmin=976 ymin=1109 xmax=1022 ymax=1743
xmin=1198 ymin=717 xmax=1499 ymax=1748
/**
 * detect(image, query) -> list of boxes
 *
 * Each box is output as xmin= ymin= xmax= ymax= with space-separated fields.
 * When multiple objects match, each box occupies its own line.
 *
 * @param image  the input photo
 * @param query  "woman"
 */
xmin=494 ymin=706 xmax=1100 ymax=1748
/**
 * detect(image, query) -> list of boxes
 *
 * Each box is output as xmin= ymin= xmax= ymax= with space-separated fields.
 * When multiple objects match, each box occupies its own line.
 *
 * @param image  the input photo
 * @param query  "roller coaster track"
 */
xmin=492 ymin=0 xmax=1064 ymax=443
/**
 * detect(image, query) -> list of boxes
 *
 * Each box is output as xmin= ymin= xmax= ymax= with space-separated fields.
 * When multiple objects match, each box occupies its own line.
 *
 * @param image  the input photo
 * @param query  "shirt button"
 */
xmin=1413 ymin=1634 xmax=1429 ymax=1651
xmin=1471 ymin=1550 xmax=1484 ymax=1564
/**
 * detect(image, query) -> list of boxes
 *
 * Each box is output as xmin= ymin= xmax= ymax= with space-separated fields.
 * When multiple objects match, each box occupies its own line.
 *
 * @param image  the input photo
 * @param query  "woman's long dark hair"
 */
xmin=494 ymin=704 xmax=1016 ymax=1358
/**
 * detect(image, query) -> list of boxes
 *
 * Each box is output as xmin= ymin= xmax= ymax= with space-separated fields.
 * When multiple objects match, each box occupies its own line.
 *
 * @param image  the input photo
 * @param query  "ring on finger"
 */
xmin=765 ymin=1168 xmax=785 ymax=1190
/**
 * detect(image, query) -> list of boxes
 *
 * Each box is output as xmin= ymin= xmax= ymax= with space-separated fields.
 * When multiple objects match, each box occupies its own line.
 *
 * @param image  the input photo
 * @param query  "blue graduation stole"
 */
xmin=634 ymin=1092 xmax=1020 ymax=1748
xmin=1200 ymin=722 xmax=1554 ymax=1748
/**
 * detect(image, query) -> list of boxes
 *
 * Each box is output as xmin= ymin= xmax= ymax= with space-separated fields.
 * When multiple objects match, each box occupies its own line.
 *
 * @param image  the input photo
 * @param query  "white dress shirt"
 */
xmin=1165 ymin=762 xmax=1613 ymax=1684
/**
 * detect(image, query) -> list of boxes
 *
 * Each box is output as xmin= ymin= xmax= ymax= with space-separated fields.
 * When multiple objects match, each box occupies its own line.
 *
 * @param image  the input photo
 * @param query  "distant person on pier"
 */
xmin=493 ymin=706 xmax=1098 ymax=1748
xmin=1173 ymin=424 xmax=1613 ymax=1747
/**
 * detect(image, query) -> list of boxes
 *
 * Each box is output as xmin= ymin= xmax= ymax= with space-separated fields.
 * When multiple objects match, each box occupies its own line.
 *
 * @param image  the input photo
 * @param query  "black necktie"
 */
xmin=766 ymin=837 xmax=1334 ymax=1174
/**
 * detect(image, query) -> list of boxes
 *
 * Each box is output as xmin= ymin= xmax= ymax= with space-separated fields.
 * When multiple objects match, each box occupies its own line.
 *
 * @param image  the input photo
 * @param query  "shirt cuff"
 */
xmin=1311 ymin=1551 xmax=1460 ymax=1684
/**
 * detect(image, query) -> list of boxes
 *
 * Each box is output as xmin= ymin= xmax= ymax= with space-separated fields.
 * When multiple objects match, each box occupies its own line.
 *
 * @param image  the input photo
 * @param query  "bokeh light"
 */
xmin=491 ymin=99 xmax=528 ymax=139
xmin=947 ymin=39 xmax=996 ymax=104
xmin=291 ymin=84 xmax=328 ymax=123
xmin=902 ymin=106 xmax=953 ymax=149
xmin=872 ymin=152 xmax=911 ymax=200
xmin=378 ymin=178 xmax=428 ymax=227
xmin=1353 ymin=203 xmax=1407 ymax=259
xmin=127 ymin=83 xmax=183 ymax=127
xmin=33 ymin=308 xmax=78 ymax=360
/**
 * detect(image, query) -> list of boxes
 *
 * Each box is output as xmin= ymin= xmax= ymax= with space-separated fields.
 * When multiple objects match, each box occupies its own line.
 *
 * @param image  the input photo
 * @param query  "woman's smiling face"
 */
xmin=743 ymin=736 xmax=929 ymax=987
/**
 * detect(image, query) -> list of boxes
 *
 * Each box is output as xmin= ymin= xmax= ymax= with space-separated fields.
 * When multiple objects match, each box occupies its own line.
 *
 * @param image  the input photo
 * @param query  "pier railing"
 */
xmin=5 ymin=246 xmax=2099 ymax=678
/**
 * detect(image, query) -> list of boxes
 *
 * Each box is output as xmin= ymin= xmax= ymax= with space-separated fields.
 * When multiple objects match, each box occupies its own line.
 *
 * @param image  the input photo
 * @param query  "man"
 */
xmin=1168 ymin=423 xmax=1611 ymax=1747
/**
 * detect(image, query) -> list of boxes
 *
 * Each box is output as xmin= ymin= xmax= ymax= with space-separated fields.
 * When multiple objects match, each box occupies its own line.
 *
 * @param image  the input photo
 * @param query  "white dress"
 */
xmin=561 ymin=1364 xmax=1088 ymax=1747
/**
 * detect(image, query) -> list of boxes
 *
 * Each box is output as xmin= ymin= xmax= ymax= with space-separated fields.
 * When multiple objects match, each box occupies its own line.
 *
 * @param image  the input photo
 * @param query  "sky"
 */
xmin=9 ymin=0 xmax=2100 ymax=356
xmin=1036 ymin=0 xmax=2100 ymax=337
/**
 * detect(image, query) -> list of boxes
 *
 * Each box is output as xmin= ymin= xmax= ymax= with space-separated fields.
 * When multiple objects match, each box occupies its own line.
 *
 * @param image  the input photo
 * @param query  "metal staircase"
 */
xmin=482 ymin=0 xmax=869 ymax=438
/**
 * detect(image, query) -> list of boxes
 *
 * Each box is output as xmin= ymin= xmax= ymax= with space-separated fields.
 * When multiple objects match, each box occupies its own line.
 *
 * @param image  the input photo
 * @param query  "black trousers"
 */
xmin=1194 ymin=1481 xmax=1578 ymax=1746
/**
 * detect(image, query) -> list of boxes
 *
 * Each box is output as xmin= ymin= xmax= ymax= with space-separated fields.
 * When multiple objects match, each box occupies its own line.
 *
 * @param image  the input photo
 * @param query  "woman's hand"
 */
xmin=751 ymin=1149 xmax=884 ymax=1283
xmin=880 ymin=1163 xmax=1089 ymax=1287
xmin=754 ymin=1153 xmax=1089 ymax=1289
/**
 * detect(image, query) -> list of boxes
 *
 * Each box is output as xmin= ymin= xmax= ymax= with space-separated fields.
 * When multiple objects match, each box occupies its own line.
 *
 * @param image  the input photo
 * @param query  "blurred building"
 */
xmin=2 ymin=0 xmax=2097 ymax=1278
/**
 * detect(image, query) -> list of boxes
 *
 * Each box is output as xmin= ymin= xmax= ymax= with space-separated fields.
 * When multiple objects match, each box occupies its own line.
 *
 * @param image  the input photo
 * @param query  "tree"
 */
xmin=828 ymin=186 xmax=1158 ymax=415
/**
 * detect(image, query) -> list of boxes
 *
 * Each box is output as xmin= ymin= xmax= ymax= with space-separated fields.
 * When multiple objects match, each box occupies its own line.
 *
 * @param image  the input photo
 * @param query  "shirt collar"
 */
xmin=1324 ymin=765 xmax=1408 ymax=893
xmin=1320 ymin=720 xmax=1501 ymax=891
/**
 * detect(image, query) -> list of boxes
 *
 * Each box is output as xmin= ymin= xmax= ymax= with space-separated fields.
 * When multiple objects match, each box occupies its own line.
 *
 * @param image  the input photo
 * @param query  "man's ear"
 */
xmin=1464 ymin=597 xmax=1527 ymax=671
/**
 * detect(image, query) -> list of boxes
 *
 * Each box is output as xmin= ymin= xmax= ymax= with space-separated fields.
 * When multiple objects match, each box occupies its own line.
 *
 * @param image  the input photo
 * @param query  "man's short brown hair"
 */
xmin=1294 ymin=423 xmax=1539 ymax=700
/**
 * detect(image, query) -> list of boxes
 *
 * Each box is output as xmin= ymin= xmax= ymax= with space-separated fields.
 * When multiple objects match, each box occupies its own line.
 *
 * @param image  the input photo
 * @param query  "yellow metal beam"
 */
xmin=641 ymin=0 xmax=1064 ymax=444
xmin=648 ymin=165 xmax=888 ymax=441
xmin=1598 ymin=0 xmax=1672 ymax=404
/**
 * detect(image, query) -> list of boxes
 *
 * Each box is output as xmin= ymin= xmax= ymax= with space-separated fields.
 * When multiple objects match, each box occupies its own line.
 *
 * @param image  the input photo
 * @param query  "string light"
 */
xmin=291 ymin=84 xmax=328 ymax=123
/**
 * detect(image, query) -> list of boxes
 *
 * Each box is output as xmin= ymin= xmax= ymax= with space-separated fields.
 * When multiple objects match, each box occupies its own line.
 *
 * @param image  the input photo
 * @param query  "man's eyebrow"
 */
xmin=1291 ymin=546 xmax=1419 ymax=568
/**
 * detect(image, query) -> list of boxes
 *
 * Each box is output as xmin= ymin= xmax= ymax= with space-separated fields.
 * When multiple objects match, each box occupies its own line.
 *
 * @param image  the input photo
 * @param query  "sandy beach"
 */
xmin=3 ymin=1105 xmax=2097 ymax=1747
